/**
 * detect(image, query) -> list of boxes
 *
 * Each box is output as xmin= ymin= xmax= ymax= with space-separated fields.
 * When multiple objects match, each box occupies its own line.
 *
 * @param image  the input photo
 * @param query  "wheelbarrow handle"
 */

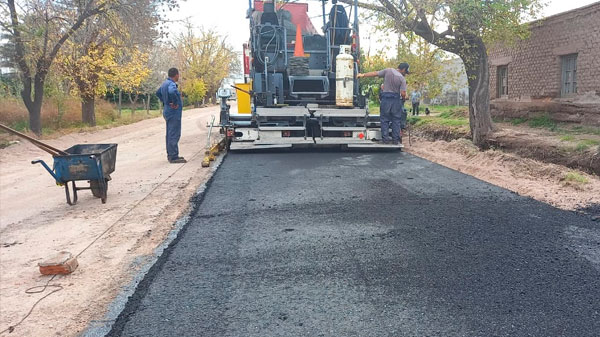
xmin=32 ymin=159 xmax=60 ymax=182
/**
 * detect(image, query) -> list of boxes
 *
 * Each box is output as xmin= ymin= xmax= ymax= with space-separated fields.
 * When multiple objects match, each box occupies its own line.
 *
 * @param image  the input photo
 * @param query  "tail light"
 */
xmin=358 ymin=133 xmax=365 ymax=139
xmin=282 ymin=131 xmax=291 ymax=137
xmin=343 ymin=131 xmax=352 ymax=137
xmin=226 ymin=129 xmax=234 ymax=137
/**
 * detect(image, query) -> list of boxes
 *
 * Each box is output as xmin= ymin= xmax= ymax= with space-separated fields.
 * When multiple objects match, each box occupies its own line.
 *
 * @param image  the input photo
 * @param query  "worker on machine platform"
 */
xmin=357 ymin=63 xmax=410 ymax=144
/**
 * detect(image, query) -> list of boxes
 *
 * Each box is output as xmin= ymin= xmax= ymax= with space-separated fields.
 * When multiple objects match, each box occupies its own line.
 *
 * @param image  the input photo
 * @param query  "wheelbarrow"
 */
xmin=32 ymin=144 xmax=118 ymax=205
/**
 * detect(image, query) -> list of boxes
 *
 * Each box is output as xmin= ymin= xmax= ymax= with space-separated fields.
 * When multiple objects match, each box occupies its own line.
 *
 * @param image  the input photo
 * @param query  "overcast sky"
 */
xmin=167 ymin=0 xmax=599 ymax=55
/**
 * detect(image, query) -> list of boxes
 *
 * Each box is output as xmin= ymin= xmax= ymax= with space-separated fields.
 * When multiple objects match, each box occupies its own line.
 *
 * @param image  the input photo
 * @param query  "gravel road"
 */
xmin=108 ymin=151 xmax=600 ymax=337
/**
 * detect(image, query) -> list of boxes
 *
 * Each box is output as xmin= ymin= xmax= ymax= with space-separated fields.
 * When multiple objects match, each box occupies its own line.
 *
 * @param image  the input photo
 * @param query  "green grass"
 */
xmin=11 ymin=120 xmax=29 ymax=132
xmin=575 ymin=139 xmax=600 ymax=152
xmin=570 ymin=125 xmax=600 ymax=136
xmin=428 ymin=105 xmax=467 ymax=115
xmin=527 ymin=115 xmax=557 ymax=130
xmin=511 ymin=117 xmax=528 ymax=125
xmin=559 ymin=135 xmax=575 ymax=142
xmin=2 ymin=108 xmax=163 ymax=137
xmin=562 ymin=172 xmax=589 ymax=184
xmin=436 ymin=118 xmax=469 ymax=127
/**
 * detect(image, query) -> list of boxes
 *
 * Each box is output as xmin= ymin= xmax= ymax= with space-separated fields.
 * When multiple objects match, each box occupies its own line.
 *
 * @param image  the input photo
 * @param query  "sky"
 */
xmin=167 ymin=0 xmax=599 ymax=60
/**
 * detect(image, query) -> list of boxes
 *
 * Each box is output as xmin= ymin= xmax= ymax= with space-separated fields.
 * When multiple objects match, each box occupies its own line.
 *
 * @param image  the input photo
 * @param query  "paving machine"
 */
xmin=219 ymin=0 xmax=400 ymax=150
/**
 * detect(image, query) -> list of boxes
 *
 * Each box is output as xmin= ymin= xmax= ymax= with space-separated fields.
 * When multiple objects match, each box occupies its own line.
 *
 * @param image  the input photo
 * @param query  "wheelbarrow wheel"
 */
xmin=65 ymin=181 xmax=78 ymax=206
xmin=90 ymin=180 xmax=102 ymax=198
xmin=90 ymin=179 xmax=109 ymax=203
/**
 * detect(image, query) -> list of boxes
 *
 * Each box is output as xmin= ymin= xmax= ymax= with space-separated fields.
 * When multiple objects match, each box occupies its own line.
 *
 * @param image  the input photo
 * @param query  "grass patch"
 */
xmin=407 ymin=116 xmax=421 ymax=125
xmin=570 ymin=125 xmax=600 ymax=136
xmin=559 ymin=135 xmax=575 ymax=142
xmin=436 ymin=118 xmax=469 ymax=127
xmin=562 ymin=171 xmax=589 ymax=185
xmin=528 ymin=115 xmax=557 ymax=130
xmin=575 ymin=139 xmax=600 ymax=152
xmin=511 ymin=117 xmax=528 ymax=125
xmin=428 ymin=105 xmax=467 ymax=115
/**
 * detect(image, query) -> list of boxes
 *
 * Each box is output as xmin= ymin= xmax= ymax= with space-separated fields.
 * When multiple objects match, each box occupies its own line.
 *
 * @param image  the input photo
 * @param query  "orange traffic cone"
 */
xmin=294 ymin=24 xmax=304 ymax=57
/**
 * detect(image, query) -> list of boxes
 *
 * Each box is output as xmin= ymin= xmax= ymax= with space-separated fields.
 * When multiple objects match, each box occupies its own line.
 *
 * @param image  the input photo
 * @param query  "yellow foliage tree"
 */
xmin=174 ymin=23 xmax=240 ymax=104
xmin=183 ymin=78 xmax=207 ymax=108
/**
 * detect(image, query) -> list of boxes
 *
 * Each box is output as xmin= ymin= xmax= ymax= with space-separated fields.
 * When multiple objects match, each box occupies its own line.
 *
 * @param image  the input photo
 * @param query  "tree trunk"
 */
xmin=82 ymin=96 xmax=96 ymax=126
xmin=461 ymin=39 xmax=493 ymax=148
xmin=118 ymin=89 xmax=122 ymax=117
xmin=22 ymin=74 xmax=46 ymax=136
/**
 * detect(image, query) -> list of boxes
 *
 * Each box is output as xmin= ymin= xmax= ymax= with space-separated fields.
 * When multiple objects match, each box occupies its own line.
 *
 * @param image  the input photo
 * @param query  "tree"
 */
xmin=183 ymin=78 xmax=207 ymax=108
xmin=360 ymin=33 xmax=445 ymax=105
xmin=139 ymin=44 xmax=173 ymax=114
xmin=344 ymin=0 xmax=543 ymax=146
xmin=173 ymin=24 xmax=240 ymax=104
xmin=58 ymin=0 xmax=157 ymax=125
xmin=396 ymin=33 xmax=444 ymax=101
xmin=0 ymin=0 xmax=180 ymax=135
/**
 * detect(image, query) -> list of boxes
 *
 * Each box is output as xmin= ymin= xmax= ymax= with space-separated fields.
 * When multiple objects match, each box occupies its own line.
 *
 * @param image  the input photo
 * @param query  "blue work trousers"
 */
xmin=380 ymin=92 xmax=404 ymax=142
xmin=165 ymin=114 xmax=182 ymax=160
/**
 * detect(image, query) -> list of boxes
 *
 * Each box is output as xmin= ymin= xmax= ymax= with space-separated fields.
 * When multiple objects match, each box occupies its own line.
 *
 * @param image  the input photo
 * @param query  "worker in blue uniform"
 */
xmin=156 ymin=68 xmax=186 ymax=163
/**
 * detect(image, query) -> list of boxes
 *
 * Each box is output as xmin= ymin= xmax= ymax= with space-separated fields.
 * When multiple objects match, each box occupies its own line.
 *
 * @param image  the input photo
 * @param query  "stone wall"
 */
xmin=488 ymin=3 xmax=600 ymax=126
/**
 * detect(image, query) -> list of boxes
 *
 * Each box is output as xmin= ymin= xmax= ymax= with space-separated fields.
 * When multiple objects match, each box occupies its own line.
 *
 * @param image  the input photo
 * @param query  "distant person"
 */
xmin=156 ymin=68 xmax=186 ymax=164
xmin=411 ymin=90 xmax=422 ymax=116
xmin=358 ymin=62 xmax=409 ymax=144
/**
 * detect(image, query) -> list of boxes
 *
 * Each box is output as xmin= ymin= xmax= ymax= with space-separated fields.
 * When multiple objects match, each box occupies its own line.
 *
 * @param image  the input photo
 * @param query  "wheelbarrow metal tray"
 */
xmin=53 ymin=144 xmax=118 ymax=182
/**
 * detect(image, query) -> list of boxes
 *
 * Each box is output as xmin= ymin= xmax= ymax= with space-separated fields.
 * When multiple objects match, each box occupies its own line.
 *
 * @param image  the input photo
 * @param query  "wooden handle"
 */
xmin=0 ymin=124 xmax=68 ymax=156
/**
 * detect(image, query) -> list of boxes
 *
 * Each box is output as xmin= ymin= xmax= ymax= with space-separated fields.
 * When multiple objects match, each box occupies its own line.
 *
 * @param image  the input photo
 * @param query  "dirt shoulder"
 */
xmin=405 ymin=137 xmax=600 ymax=214
xmin=0 ymin=106 xmax=221 ymax=336
xmin=408 ymin=109 xmax=600 ymax=176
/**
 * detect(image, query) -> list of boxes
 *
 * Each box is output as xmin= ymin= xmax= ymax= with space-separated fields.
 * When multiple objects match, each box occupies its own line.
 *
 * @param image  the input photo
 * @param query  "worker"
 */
xmin=411 ymin=89 xmax=422 ymax=116
xmin=358 ymin=62 xmax=409 ymax=144
xmin=156 ymin=68 xmax=186 ymax=164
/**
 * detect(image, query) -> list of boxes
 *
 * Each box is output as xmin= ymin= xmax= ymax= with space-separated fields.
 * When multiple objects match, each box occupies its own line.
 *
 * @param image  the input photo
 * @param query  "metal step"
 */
xmin=258 ymin=126 xmax=305 ymax=131
xmin=321 ymin=127 xmax=365 ymax=132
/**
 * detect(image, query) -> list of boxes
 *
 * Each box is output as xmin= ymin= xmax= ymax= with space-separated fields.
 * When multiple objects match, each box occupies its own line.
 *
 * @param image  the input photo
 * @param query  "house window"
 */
xmin=561 ymin=54 xmax=577 ymax=96
xmin=497 ymin=66 xmax=508 ymax=97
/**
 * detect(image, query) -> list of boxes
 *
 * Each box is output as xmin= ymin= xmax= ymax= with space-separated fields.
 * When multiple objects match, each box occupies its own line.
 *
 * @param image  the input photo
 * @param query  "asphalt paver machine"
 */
xmin=220 ymin=0 xmax=400 ymax=150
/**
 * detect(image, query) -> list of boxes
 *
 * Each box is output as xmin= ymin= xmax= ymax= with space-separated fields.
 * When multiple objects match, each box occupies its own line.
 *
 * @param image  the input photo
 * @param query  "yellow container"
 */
xmin=235 ymin=82 xmax=252 ymax=114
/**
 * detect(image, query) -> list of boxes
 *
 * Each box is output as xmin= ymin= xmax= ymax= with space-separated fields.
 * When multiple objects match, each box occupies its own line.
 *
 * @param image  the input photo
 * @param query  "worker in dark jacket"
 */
xmin=156 ymin=68 xmax=186 ymax=163
xmin=358 ymin=63 xmax=409 ymax=144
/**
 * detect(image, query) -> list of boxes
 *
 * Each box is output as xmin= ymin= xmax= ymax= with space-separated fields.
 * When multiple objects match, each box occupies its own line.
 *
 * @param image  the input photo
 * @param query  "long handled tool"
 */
xmin=0 ymin=124 xmax=69 ymax=156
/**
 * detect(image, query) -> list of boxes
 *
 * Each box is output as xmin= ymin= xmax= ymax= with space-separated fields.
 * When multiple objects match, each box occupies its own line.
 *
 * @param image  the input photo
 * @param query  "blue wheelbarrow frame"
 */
xmin=32 ymin=144 xmax=118 ymax=205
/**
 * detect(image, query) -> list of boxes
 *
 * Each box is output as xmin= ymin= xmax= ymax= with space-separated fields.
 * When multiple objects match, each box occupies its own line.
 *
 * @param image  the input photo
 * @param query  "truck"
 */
xmin=219 ymin=0 xmax=401 ymax=150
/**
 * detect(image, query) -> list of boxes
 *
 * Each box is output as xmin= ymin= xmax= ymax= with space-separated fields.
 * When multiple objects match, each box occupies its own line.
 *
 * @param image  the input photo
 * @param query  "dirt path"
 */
xmin=0 ymin=106 xmax=222 ymax=337
xmin=405 ymin=137 xmax=600 ymax=213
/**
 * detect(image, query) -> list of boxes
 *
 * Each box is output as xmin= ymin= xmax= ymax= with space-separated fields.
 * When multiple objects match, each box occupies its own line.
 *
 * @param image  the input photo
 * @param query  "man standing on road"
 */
xmin=411 ymin=90 xmax=422 ymax=116
xmin=358 ymin=63 xmax=409 ymax=144
xmin=156 ymin=68 xmax=186 ymax=164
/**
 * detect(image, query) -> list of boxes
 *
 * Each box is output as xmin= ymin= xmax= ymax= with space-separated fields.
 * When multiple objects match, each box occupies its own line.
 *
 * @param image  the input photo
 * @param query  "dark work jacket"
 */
xmin=156 ymin=78 xmax=183 ymax=119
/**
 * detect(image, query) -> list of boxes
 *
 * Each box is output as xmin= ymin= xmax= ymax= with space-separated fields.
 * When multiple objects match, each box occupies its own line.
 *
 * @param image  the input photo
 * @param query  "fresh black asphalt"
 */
xmin=108 ymin=151 xmax=600 ymax=337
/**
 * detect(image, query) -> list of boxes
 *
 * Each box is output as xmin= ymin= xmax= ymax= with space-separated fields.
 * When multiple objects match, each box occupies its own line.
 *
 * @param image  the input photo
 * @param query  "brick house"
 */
xmin=488 ymin=2 xmax=600 ymax=126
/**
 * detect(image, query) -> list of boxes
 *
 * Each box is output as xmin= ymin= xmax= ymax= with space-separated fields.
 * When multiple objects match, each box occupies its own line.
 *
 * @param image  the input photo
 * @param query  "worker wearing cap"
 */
xmin=358 ymin=63 xmax=409 ymax=144
xmin=156 ymin=68 xmax=186 ymax=164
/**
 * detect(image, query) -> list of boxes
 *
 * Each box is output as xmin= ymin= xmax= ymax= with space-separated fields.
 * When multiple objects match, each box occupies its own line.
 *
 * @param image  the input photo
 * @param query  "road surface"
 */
xmin=108 ymin=151 xmax=600 ymax=337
